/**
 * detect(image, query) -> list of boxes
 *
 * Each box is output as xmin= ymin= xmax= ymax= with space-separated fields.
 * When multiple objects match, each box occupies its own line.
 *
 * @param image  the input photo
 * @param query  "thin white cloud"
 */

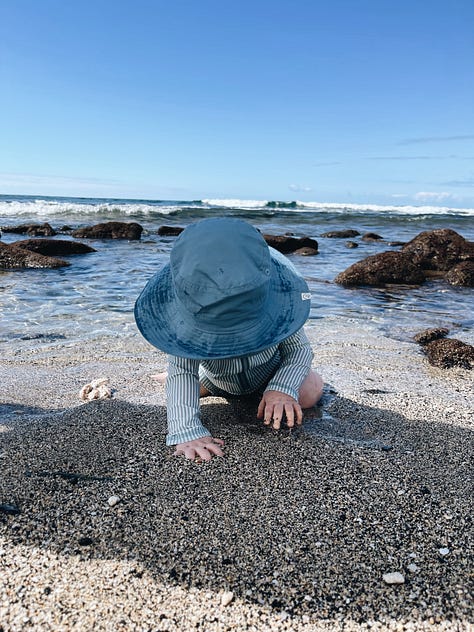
xmin=399 ymin=135 xmax=474 ymax=146
xmin=0 ymin=171 xmax=121 ymax=190
xmin=368 ymin=155 xmax=474 ymax=161
xmin=441 ymin=178 xmax=474 ymax=188
xmin=413 ymin=191 xmax=455 ymax=202
xmin=0 ymin=171 xmax=192 ymax=199
xmin=289 ymin=184 xmax=313 ymax=193
xmin=370 ymin=156 xmax=439 ymax=161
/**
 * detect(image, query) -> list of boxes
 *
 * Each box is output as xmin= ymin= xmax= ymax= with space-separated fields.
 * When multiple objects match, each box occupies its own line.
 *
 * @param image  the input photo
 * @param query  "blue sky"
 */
xmin=1 ymin=0 xmax=473 ymax=206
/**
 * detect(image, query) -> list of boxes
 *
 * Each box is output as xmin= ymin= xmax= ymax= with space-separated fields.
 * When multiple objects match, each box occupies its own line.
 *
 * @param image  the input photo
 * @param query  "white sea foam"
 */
xmin=202 ymin=198 xmax=269 ymax=209
xmin=0 ymin=196 xmax=473 ymax=218
xmin=295 ymin=201 xmax=474 ymax=216
xmin=0 ymin=199 xmax=175 ymax=218
xmin=203 ymin=198 xmax=474 ymax=215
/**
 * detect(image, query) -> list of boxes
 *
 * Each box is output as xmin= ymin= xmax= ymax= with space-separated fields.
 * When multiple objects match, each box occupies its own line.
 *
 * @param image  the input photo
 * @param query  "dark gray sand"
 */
xmin=1 ymin=324 xmax=473 ymax=631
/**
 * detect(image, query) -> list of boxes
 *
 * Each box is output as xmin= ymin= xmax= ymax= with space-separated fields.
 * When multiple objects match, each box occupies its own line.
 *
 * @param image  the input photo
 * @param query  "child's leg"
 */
xmin=298 ymin=370 xmax=324 ymax=408
xmin=199 ymin=384 xmax=212 ymax=397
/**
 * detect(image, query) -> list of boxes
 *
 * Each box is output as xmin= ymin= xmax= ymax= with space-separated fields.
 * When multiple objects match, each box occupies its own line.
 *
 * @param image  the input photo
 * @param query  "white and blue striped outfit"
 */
xmin=165 ymin=328 xmax=313 ymax=445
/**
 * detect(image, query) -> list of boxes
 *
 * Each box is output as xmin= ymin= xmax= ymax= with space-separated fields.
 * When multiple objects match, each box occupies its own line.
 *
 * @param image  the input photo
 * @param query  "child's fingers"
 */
xmin=283 ymin=402 xmax=302 ymax=427
xmin=192 ymin=443 xmax=224 ymax=460
xmin=270 ymin=403 xmax=284 ymax=429
xmin=293 ymin=402 xmax=303 ymax=425
xmin=194 ymin=446 xmax=214 ymax=461
xmin=262 ymin=402 xmax=275 ymax=425
xmin=284 ymin=402 xmax=295 ymax=427
xmin=210 ymin=438 xmax=225 ymax=446
xmin=174 ymin=438 xmax=224 ymax=461
xmin=256 ymin=397 xmax=265 ymax=419
xmin=173 ymin=445 xmax=193 ymax=458
xmin=205 ymin=442 xmax=224 ymax=457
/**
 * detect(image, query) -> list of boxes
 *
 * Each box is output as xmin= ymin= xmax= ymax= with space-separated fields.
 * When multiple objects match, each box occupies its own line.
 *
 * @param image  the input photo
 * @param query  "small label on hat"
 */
xmin=301 ymin=292 xmax=312 ymax=300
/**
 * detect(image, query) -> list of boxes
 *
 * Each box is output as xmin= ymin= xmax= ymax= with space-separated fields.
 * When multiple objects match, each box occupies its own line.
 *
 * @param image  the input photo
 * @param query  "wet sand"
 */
xmin=1 ymin=323 xmax=473 ymax=631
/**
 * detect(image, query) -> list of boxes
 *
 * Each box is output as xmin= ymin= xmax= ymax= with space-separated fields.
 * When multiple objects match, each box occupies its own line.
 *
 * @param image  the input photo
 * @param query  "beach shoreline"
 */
xmin=1 ymin=324 xmax=473 ymax=630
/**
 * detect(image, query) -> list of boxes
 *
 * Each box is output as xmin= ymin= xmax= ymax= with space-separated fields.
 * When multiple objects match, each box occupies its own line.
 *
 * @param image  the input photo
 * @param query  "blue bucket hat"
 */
xmin=134 ymin=217 xmax=311 ymax=359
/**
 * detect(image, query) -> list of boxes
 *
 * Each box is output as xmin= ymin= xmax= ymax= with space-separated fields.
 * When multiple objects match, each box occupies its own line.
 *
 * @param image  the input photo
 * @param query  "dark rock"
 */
xmin=362 ymin=232 xmax=383 ymax=241
xmin=387 ymin=241 xmax=406 ymax=247
xmin=294 ymin=247 xmax=318 ymax=256
xmin=334 ymin=251 xmax=425 ymax=287
xmin=321 ymin=229 xmax=360 ymax=238
xmin=445 ymin=261 xmax=474 ymax=287
xmin=72 ymin=221 xmax=143 ymax=240
xmin=263 ymin=234 xmax=318 ymax=254
xmin=157 ymin=225 xmax=185 ymax=236
xmin=414 ymin=328 xmax=450 ymax=345
xmin=78 ymin=536 xmax=94 ymax=546
xmin=20 ymin=333 xmax=67 ymax=341
xmin=0 ymin=503 xmax=20 ymax=515
xmin=345 ymin=241 xmax=359 ymax=248
xmin=401 ymin=229 xmax=474 ymax=271
xmin=2 ymin=222 xmax=56 ymax=236
xmin=423 ymin=338 xmax=474 ymax=369
xmin=0 ymin=241 xmax=70 ymax=269
xmin=14 ymin=239 xmax=96 ymax=256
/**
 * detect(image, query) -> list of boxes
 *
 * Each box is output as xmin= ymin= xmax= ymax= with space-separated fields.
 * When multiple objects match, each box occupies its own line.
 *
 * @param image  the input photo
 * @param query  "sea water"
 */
xmin=1 ymin=195 xmax=473 ymax=352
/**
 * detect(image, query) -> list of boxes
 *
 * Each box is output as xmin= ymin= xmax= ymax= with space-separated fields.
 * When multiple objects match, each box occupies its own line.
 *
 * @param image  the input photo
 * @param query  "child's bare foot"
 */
xmin=150 ymin=372 xmax=167 ymax=384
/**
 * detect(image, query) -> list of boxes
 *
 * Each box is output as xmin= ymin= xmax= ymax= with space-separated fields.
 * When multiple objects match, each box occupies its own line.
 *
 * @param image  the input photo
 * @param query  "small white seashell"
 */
xmin=80 ymin=378 xmax=112 ymax=401
xmin=383 ymin=572 xmax=405 ymax=585
xmin=107 ymin=495 xmax=121 ymax=507
xmin=90 ymin=378 xmax=109 ymax=388
xmin=438 ymin=547 xmax=450 ymax=556
xmin=221 ymin=591 xmax=234 ymax=606
xmin=407 ymin=563 xmax=419 ymax=573
xmin=79 ymin=384 xmax=92 ymax=400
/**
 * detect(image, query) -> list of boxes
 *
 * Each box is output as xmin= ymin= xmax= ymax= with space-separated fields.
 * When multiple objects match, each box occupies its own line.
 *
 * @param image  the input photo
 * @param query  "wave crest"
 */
xmin=0 ymin=195 xmax=473 ymax=219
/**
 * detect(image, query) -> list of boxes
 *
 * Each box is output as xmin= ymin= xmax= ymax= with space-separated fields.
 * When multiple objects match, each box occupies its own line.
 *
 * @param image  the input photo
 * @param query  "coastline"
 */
xmin=1 ymin=324 xmax=473 ymax=630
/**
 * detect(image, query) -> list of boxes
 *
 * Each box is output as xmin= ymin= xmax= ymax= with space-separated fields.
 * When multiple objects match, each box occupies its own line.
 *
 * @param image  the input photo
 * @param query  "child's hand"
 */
xmin=174 ymin=437 xmax=224 ymax=461
xmin=257 ymin=390 xmax=303 ymax=430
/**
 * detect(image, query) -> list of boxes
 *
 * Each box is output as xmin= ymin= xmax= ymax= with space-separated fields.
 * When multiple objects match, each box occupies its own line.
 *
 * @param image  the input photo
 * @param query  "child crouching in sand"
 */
xmin=134 ymin=218 xmax=323 ymax=461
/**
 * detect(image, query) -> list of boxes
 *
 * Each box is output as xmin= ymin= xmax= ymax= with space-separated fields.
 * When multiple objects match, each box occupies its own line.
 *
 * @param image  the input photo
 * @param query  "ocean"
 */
xmin=1 ymin=194 xmax=473 ymax=352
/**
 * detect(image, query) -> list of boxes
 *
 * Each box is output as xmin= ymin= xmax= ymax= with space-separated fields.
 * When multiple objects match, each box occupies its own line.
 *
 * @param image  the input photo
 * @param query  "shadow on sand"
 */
xmin=0 ymin=394 xmax=472 ymax=626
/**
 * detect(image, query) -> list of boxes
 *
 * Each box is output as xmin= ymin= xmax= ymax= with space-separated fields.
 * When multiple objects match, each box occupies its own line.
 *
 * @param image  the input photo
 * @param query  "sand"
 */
xmin=1 ymin=321 xmax=473 ymax=631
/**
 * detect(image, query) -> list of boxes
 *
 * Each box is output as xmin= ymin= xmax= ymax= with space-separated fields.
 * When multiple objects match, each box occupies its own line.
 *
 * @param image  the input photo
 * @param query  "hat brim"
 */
xmin=134 ymin=248 xmax=311 ymax=359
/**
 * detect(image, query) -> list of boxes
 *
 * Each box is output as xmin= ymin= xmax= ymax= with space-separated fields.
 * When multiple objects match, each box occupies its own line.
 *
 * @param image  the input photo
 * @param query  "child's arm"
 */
xmin=257 ymin=329 xmax=314 ymax=428
xmin=166 ymin=355 xmax=224 ymax=460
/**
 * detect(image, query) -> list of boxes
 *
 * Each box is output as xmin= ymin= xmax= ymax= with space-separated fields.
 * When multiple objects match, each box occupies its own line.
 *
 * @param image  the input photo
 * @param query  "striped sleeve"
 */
xmin=264 ymin=328 xmax=314 ymax=400
xmin=165 ymin=355 xmax=211 ymax=446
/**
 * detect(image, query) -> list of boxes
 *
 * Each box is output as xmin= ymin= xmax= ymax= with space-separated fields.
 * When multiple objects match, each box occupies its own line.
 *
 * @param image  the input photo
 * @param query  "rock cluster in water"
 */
xmin=335 ymin=229 xmax=474 ymax=287
xmin=1 ymin=223 xmax=472 ymax=295
xmin=414 ymin=327 xmax=474 ymax=369
xmin=334 ymin=251 xmax=426 ymax=286
xmin=72 ymin=221 xmax=143 ymax=240
xmin=262 ymin=233 xmax=319 ymax=255
xmin=0 ymin=221 xmax=141 ymax=269
xmin=2 ymin=222 xmax=57 ymax=236
xmin=13 ymin=239 xmax=96 ymax=256
xmin=0 ymin=240 xmax=70 ymax=269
